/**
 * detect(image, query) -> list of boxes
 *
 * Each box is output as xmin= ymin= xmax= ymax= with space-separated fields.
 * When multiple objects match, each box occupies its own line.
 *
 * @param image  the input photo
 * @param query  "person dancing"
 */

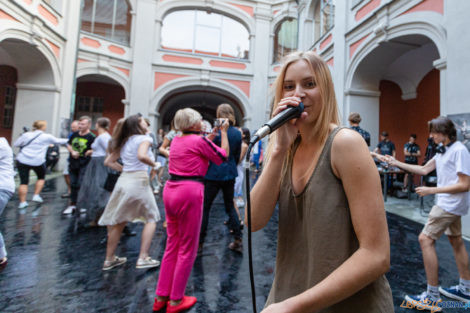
xmin=153 ymin=108 xmax=229 ymax=313
xmin=14 ymin=120 xmax=68 ymax=209
xmin=249 ymin=51 xmax=393 ymax=312
xmin=99 ymin=114 xmax=161 ymax=270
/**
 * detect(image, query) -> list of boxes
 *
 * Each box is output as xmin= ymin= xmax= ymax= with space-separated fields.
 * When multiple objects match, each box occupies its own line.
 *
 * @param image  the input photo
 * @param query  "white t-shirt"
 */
xmin=0 ymin=138 xmax=15 ymax=193
xmin=14 ymin=130 xmax=68 ymax=166
xmin=121 ymin=135 xmax=154 ymax=172
xmin=91 ymin=132 xmax=111 ymax=157
xmin=433 ymin=141 xmax=470 ymax=216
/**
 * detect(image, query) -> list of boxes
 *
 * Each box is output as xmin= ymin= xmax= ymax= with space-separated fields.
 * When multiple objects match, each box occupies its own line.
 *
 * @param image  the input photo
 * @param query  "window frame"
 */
xmin=2 ymin=86 xmax=16 ymax=129
xmin=272 ymin=17 xmax=299 ymax=64
xmin=75 ymin=96 xmax=104 ymax=130
xmin=80 ymin=0 xmax=132 ymax=46
xmin=160 ymin=9 xmax=250 ymax=61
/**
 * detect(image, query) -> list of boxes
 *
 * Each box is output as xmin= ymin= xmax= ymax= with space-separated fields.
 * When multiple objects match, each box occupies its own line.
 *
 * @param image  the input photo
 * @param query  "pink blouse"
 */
xmin=168 ymin=134 xmax=227 ymax=177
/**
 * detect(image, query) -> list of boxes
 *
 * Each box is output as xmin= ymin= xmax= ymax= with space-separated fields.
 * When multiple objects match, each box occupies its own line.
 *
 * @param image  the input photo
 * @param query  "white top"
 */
xmin=14 ymin=130 xmax=68 ymax=166
xmin=0 ymin=138 xmax=15 ymax=193
xmin=433 ymin=141 xmax=470 ymax=216
xmin=121 ymin=135 xmax=154 ymax=172
xmin=91 ymin=132 xmax=111 ymax=157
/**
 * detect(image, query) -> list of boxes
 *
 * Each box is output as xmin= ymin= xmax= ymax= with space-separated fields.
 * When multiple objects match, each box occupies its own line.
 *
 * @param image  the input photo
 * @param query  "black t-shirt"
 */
xmin=404 ymin=142 xmax=420 ymax=164
xmin=351 ymin=126 xmax=371 ymax=146
xmin=377 ymin=140 xmax=395 ymax=156
xmin=68 ymin=131 xmax=96 ymax=168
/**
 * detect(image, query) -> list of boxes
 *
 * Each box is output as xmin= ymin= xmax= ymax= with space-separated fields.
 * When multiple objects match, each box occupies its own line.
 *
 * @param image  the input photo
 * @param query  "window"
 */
xmin=273 ymin=18 xmax=298 ymax=63
xmin=161 ymin=10 xmax=250 ymax=60
xmin=75 ymin=96 xmax=103 ymax=129
xmin=81 ymin=0 xmax=132 ymax=45
xmin=3 ymin=87 xmax=16 ymax=129
xmin=312 ymin=0 xmax=335 ymax=42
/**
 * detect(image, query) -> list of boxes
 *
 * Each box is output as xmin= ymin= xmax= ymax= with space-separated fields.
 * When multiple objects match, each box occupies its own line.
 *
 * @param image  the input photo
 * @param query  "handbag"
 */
xmin=103 ymin=172 xmax=120 ymax=192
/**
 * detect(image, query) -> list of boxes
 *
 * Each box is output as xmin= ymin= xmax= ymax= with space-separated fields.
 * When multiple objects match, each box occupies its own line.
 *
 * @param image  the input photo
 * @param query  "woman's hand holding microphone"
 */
xmin=272 ymin=97 xmax=306 ymax=152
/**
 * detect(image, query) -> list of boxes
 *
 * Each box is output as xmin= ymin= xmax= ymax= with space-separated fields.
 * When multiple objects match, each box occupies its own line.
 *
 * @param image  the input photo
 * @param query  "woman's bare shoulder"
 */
xmin=333 ymin=128 xmax=366 ymax=149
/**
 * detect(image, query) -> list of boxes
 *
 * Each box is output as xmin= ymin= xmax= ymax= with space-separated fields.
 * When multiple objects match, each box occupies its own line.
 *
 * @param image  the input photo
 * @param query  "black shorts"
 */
xmin=16 ymin=161 xmax=46 ymax=185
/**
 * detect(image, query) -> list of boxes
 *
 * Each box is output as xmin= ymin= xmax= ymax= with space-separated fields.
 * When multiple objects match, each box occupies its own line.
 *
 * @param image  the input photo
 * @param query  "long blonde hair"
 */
xmin=266 ymin=51 xmax=340 ymax=172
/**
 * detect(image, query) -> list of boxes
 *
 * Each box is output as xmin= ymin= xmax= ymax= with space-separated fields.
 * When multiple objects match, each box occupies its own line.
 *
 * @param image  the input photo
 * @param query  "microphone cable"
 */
xmin=243 ymin=103 xmax=303 ymax=312
xmin=244 ymin=142 xmax=257 ymax=313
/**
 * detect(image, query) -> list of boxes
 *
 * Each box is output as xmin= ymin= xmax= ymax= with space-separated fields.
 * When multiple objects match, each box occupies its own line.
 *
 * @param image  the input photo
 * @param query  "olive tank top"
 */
xmin=265 ymin=127 xmax=394 ymax=313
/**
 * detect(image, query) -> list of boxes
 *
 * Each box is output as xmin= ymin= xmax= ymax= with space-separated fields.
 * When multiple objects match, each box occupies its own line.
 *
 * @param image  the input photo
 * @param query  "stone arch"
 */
xmin=0 ymin=29 xmax=60 ymax=140
xmin=0 ymin=28 xmax=61 ymax=88
xmin=344 ymin=15 xmax=446 ymax=148
xmin=76 ymin=63 xmax=130 ymax=99
xmin=151 ymin=76 xmax=250 ymax=128
xmin=346 ymin=16 xmax=446 ymax=93
xmin=74 ymin=73 xmax=126 ymax=132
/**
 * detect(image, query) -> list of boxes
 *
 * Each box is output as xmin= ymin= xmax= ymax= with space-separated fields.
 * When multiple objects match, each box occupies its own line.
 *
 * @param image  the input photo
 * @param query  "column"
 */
xmin=249 ymin=4 xmax=272 ymax=130
xmin=128 ymin=0 xmax=157 ymax=116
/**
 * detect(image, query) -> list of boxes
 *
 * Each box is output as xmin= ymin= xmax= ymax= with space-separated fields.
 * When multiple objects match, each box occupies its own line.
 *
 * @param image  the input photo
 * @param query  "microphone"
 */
xmin=250 ymin=102 xmax=304 ymax=144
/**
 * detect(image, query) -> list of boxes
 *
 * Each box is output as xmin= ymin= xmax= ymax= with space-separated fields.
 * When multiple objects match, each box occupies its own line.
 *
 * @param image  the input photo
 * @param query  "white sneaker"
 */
xmin=62 ymin=205 xmax=76 ymax=215
xmin=136 ymin=257 xmax=160 ymax=269
xmin=18 ymin=202 xmax=28 ymax=209
xmin=32 ymin=194 xmax=43 ymax=203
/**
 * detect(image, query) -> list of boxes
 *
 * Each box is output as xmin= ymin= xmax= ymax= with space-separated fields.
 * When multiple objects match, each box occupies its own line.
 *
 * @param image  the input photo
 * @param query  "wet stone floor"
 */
xmin=1 ymin=176 xmax=469 ymax=312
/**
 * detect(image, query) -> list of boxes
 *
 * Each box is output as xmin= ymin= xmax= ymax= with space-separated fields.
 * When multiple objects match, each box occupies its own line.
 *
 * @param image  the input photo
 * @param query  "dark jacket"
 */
xmin=205 ymin=126 xmax=241 ymax=181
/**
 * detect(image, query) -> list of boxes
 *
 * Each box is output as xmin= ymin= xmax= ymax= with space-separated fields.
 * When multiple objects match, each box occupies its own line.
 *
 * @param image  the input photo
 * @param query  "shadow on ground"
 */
xmin=0 ymin=176 xmax=469 ymax=312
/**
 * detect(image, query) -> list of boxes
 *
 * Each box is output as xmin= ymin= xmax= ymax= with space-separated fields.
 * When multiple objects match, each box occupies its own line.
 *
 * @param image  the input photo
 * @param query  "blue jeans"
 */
xmin=0 ymin=189 xmax=13 ymax=259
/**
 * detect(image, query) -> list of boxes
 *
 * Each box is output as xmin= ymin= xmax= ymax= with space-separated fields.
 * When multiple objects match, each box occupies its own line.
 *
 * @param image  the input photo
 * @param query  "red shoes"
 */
xmin=152 ymin=298 xmax=167 ymax=312
xmin=166 ymin=296 xmax=197 ymax=313
xmin=153 ymin=296 xmax=197 ymax=312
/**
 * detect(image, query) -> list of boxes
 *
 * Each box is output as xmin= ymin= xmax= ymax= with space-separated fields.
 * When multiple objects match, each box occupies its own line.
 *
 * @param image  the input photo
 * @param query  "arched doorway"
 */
xmin=158 ymin=86 xmax=245 ymax=130
xmin=75 ymin=75 xmax=125 ymax=133
xmin=0 ymin=38 xmax=57 ymax=142
xmin=347 ymin=34 xmax=441 ymax=160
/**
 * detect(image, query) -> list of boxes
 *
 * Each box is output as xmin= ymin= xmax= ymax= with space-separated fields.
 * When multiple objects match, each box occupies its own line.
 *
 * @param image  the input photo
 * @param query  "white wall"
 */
xmin=347 ymin=93 xmax=380 ymax=149
xmin=13 ymin=88 xmax=58 ymax=140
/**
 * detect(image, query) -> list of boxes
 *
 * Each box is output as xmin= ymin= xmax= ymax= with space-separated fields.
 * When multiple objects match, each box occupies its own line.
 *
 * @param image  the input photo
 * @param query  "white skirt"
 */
xmin=98 ymin=171 xmax=161 ymax=226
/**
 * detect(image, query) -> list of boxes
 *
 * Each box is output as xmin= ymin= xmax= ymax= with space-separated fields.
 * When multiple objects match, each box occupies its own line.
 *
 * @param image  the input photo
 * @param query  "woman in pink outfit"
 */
xmin=154 ymin=108 xmax=229 ymax=313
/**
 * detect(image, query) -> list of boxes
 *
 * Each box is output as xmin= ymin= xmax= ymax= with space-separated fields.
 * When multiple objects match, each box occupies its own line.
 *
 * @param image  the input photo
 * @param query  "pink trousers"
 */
xmin=155 ymin=180 xmax=203 ymax=300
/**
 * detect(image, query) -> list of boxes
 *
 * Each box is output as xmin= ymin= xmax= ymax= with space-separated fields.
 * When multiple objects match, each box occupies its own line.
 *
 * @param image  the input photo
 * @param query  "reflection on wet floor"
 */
xmin=0 ymin=177 xmax=469 ymax=312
